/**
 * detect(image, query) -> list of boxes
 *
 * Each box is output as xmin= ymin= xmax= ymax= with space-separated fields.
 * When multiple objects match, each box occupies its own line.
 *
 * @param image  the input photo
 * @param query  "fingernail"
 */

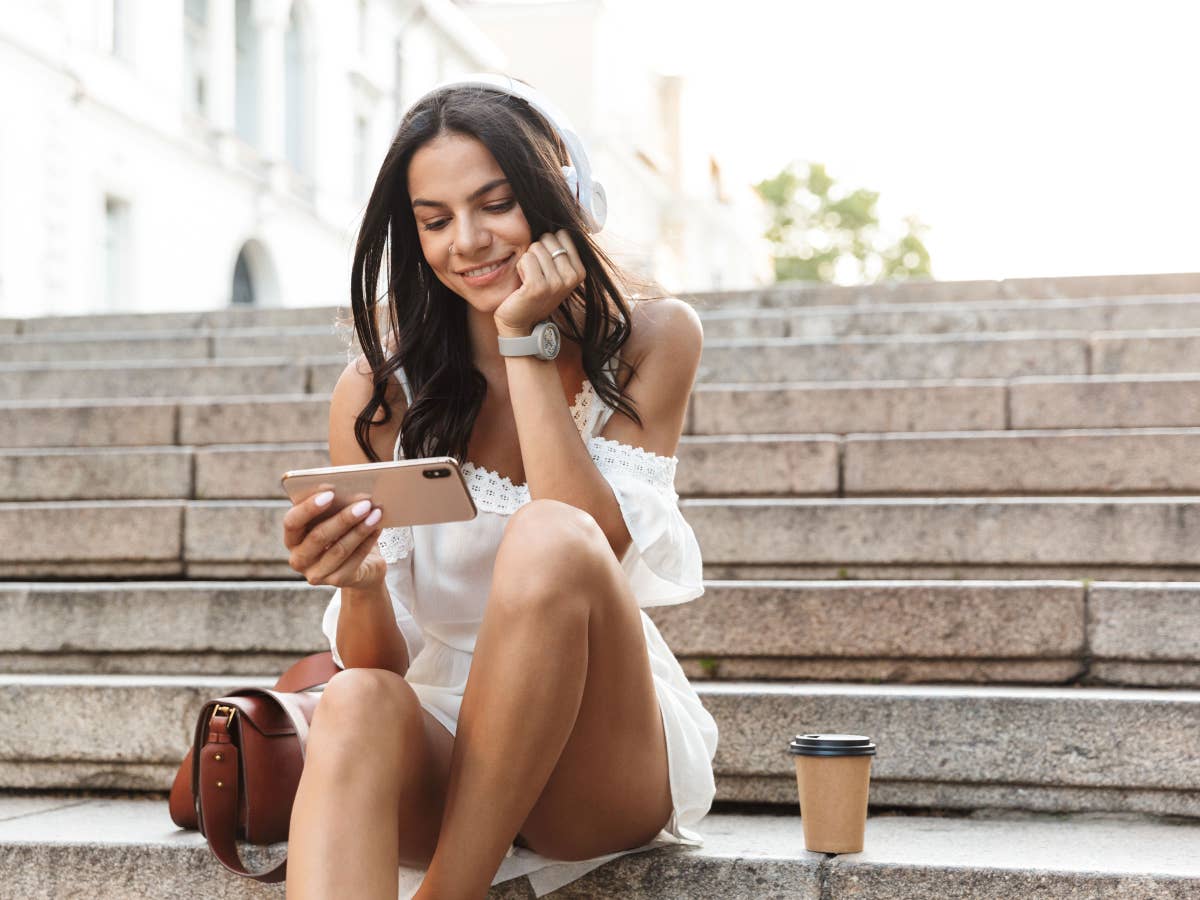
xmin=364 ymin=508 xmax=382 ymax=527
xmin=350 ymin=499 xmax=372 ymax=517
xmin=314 ymin=490 xmax=334 ymax=506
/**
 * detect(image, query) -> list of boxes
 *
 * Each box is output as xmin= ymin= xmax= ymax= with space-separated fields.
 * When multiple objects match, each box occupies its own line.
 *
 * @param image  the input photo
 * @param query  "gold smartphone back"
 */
xmin=280 ymin=457 xmax=476 ymax=528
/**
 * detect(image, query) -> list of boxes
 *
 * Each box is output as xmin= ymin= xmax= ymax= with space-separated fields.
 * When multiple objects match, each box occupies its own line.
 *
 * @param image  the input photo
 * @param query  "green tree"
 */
xmin=754 ymin=161 xmax=932 ymax=284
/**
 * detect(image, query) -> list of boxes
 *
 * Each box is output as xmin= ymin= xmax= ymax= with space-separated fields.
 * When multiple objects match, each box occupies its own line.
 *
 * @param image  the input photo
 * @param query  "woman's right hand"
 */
xmin=282 ymin=488 xmax=387 ymax=590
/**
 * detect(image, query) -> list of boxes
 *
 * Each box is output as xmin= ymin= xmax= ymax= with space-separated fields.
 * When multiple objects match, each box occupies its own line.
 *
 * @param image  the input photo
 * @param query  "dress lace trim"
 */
xmin=377 ymin=524 xmax=414 ymax=565
xmin=463 ymin=436 xmax=680 ymax=516
xmin=385 ymin=368 xmax=675 ymax=521
xmin=587 ymin=435 xmax=679 ymax=496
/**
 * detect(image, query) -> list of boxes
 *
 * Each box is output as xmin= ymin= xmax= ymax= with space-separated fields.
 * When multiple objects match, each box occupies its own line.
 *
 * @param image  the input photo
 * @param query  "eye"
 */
xmin=486 ymin=200 xmax=516 ymax=213
xmin=421 ymin=219 xmax=448 ymax=232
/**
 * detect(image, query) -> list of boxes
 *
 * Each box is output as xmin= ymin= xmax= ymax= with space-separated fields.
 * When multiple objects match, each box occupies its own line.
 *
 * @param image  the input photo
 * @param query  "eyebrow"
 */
xmin=411 ymin=177 xmax=511 ymax=209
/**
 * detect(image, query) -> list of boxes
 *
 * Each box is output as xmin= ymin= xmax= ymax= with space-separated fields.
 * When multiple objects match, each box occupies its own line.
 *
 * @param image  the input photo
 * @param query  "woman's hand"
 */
xmin=282 ymin=488 xmax=387 ymax=590
xmin=494 ymin=229 xmax=586 ymax=336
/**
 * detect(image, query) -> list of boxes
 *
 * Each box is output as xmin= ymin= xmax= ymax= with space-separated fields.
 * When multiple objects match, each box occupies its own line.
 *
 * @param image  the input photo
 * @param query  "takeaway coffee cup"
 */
xmin=788 ymin=733 xmax=876 ymax=853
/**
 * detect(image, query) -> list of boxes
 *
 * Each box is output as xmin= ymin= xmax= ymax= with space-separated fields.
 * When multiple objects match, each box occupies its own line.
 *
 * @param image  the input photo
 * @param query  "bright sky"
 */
xmin=642 ymin=0 xmax=1200 ymax=281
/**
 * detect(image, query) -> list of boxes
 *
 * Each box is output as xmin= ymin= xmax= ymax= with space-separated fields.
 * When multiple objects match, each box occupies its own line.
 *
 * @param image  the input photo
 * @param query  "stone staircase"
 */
xmin=2 ymin=271 xmax=1200 ymax=897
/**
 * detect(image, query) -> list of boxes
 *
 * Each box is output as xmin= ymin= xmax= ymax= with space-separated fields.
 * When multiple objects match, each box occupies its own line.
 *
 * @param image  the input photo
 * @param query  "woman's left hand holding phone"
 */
xmin=281 ymin=488 xmax=386 ymax=590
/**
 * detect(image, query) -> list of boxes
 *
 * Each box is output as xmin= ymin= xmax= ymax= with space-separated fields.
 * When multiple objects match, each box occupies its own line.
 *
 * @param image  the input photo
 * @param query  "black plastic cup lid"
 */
xmin=788 ymin=733 xmax=876 ymax=757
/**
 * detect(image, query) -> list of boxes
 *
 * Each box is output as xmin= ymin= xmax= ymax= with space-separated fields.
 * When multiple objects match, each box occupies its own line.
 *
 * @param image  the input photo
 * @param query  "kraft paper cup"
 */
xmin=788 ymin=733 xmax=876 ymax=853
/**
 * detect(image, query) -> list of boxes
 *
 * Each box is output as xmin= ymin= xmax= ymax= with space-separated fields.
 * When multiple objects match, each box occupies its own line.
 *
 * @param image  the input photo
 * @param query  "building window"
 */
xmin=232 ymin=248 xmax=255 ymax=305
xmin=103 ymin=196 xmax=131 ymax=311
xmin=285 ymin=5 xmax=309 ymax=173
xmin=234 ymin=0 xmax=259 ymax=146
xmin=183 ymin=0 xmax=209 ymax=116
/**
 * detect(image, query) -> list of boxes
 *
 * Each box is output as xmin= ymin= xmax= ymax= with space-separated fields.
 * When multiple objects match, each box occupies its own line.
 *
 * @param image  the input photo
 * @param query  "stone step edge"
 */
xmin=1 ymin=797 xmax=1198 ymax=899
xmin=6 ymin=292 xmax=1200 ymax=340
xmin=3 ymin=673 xmax=1195 ymax=703
xmin=7 ymin=326 xmax=1200 ymax=368
xmin=11 ymin=422 xmax=1200 ymax=452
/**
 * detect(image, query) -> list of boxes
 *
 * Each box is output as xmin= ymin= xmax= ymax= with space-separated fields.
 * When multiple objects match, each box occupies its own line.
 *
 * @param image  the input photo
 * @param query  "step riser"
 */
xmin=3 ymin=582 xmax=1193 ymax=687
xmin=698 ymin=337 xmax=1090 ymax=382
xmin=7 ymin=500 xmax=1200 ymax=576
xmin=13 ymin=305 xmax=344 ymax=334
xmin=7 ymin=376 xmax=1200 ymax=450
xmin=703 ymin=563 xmax=1200 ymax=581
xmin=0 ymin=363 xmax=311 ymax=400
xmin=686 ymin=499 xmax=1200 ymax=567
xmin=6 ymin=297 xmax=1198 ymax=359
xmin=721 ymin=773 xmax=1200 ymax=818
xmin=13 ymin=430 xmax=1200 ymax=501
xmin=733 ymin=298 xmax=1200 ymax=341
xmin=707 ymin=688 xmax=1198 ymax=789
xmin=6 ymin=331 xmax=1200 ymax=401
xmin=2 ymin=680 xmax=1195 ymax=816
xmin=0 ymin=330 xmax=357 ymax=364
xmin=684 ymin=273 xmax=1200 ymax=309
xmin=841 ymin=430 xmax=1200 ymax=495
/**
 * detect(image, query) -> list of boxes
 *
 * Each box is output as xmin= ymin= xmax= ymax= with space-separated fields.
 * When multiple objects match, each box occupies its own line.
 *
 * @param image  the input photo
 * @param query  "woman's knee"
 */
xmin=499 ymin=500 xmax=610 ymax=575
xmin=494 ymin=500 xmax=613 ymax=614
xmin=309 ymin=667 xmax=422 ymax=755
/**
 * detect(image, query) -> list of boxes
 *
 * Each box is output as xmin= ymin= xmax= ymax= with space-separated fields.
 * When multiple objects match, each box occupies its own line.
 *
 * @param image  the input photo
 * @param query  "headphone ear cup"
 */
xmin=561 ymin=165 xmax=579 ymax=200
xmin=588 ymin=180 xmax=607 ymax=232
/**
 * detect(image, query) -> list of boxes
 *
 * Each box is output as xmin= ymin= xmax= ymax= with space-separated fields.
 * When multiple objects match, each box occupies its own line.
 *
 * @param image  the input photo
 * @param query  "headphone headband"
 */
xmin=402 ymin=73 xmax=607 ymax=234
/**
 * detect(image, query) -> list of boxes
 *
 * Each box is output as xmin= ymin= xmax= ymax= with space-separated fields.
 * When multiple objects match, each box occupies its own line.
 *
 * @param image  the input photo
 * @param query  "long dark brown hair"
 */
xmin=348 ymin=81 xmax=659 ymax=463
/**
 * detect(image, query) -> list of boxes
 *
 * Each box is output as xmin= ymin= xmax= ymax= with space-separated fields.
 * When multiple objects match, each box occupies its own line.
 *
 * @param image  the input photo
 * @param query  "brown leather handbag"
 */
xmin=168 ymin=651 xmax=341 ymax=883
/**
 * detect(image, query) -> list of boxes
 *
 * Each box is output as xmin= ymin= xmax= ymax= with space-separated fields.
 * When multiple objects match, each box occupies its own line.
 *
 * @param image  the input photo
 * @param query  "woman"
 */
xmin=281 ymin=75 xmax=718 ymax=899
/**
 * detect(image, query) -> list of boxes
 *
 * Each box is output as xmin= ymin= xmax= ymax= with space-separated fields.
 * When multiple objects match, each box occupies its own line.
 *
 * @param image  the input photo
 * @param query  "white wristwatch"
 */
xmin=497 ymin=320 xmax=561 ymax=360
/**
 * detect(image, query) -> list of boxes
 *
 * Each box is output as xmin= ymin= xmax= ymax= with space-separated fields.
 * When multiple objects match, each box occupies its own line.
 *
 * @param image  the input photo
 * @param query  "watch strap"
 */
xmin=497 ymin=330 xmax=542 ymax=356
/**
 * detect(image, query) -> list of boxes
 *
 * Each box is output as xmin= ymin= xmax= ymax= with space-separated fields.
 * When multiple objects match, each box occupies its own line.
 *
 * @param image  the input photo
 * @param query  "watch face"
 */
xmin=540 ymin=323 xmax=561 ymax=358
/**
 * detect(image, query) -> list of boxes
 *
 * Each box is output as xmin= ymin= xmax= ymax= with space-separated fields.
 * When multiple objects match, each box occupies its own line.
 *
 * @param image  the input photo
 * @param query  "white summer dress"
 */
xmin=320 ymin=353 xmax=719 ymax=898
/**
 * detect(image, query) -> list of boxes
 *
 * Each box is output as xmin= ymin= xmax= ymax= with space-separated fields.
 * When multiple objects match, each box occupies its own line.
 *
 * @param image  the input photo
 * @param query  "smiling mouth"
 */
xmin=458 ymin=254 xmax=514 ymax=278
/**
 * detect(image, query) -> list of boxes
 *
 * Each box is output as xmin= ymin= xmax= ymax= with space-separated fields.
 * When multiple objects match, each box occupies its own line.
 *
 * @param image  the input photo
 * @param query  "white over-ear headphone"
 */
xmin=401 ymin=72 xmax=608 ymax=234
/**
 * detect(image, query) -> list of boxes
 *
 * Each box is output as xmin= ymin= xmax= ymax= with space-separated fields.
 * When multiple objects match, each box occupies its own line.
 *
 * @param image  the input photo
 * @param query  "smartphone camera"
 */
xmin=422 ymin=468 xmax=451 ymax=479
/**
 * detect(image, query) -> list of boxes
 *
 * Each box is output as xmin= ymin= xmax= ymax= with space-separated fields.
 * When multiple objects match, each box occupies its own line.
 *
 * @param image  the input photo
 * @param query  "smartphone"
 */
xmin=280 ymin=457 xmax=477 ymax=528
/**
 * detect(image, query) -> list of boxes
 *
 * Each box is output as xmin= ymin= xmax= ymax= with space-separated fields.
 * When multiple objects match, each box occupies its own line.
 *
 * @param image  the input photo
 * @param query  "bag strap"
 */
xmin=274 ymin=651 xmax=340 ymax=693
xmin=196 ymin=688 xmax=318 ymax=883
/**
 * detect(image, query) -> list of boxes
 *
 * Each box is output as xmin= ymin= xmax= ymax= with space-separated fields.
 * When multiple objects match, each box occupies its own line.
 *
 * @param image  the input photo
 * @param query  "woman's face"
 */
xmin=408 ymin=132 xmax=532 ymax=315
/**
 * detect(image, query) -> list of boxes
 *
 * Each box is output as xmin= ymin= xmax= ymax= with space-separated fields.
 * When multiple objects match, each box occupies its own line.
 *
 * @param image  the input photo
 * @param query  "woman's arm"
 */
xmin=503 ymin=297 xmax=703 ymax=559
xmin=325 ymin=355 xmax=411 ymax=675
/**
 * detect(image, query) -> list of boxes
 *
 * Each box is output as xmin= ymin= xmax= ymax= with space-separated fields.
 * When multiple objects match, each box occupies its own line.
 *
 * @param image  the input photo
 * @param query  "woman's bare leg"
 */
xmin=286 ymin=667 xmax=455 ymax=899
xmin=415 ymin=499 xmax=670 ymax=899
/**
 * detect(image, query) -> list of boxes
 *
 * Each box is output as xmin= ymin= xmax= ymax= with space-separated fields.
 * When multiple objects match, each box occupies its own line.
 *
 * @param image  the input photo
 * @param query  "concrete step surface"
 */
xmin=1 ymin=675 xmax=1197 ymax=817
xmin=694 ymin=374 xmax=1200 ymax=434
xmin=700 ymin=293 xmax=1200 ymax=339
xmin=2 ymin=798 xmax=1198 ymax=898
xmin=7 ymin=374 xmax=1200 ymax=449
xmin=3 ymin=304 xmax=346 ymax=335
xmin=4 ymin=293 xmax=1200 ymax=354
xmin=5 ymin=271 xmax=1197 ymax=337
xmin=0 ymin=325 xmax=357 ymax=364
xmin=682 ymin=271 xmax=1200 ymax=309
xmin=2 ymin=580 xmax=1195 ymax=687
xmin=5 ymin=328 xmax=1200 ymax=399
xmin=12 ymin=427 xmax=1200 ymax=501
xmin=9 ymin=496 xmax=1200 ymax=580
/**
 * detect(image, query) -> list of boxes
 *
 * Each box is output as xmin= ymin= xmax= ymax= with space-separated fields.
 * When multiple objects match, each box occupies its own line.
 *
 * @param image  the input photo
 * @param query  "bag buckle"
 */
xmin=210 ymin=704 xmax=237 ymax=728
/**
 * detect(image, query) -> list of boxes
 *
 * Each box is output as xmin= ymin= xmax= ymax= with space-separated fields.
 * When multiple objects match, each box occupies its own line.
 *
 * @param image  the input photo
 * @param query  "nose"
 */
xmin=451 ymin=211 xmax=491 ymax=257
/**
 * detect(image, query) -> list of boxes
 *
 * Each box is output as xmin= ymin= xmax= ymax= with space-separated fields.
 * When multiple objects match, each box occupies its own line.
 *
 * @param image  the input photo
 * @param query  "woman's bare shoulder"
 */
xmin=622 ymin=296 xmax=703 ymax=366
xmin=329 ymin=352 xmax=408 ymax=465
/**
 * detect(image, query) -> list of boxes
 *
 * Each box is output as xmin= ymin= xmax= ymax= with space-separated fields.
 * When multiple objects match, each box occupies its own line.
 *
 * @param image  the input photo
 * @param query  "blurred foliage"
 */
xmin=754 ymin=161 xmax=932 ymax=284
